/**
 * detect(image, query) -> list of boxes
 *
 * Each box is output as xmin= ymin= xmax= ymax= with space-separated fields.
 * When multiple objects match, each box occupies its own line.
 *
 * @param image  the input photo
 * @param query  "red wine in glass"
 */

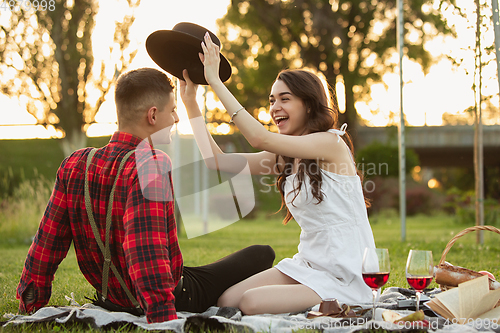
xmin=363 ymin=272 xmax=390 ymax=289
xmin=407 ymin=276 xmax=432 ymax=291
xmin=406 ymin=250 xmax=433 ymax=312
xmin=362 ymin=248 xmax=390 ymax=320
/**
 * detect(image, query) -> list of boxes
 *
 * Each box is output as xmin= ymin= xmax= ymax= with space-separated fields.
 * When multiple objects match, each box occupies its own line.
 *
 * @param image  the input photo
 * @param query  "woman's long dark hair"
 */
xmin=274 ymin=69 xmax=369 ymax=225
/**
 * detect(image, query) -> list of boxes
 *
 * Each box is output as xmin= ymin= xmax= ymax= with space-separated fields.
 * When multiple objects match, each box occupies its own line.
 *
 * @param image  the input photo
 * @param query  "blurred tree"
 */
xmin=216 ymin=0 xmax=459 ymax=136
xmin=356 ymin=141 xmax=419 ymax=178
xmin=0 ymin=0 xmax=140 ymax=156
xmin=445 ymin=0 xmax=499 ymax=127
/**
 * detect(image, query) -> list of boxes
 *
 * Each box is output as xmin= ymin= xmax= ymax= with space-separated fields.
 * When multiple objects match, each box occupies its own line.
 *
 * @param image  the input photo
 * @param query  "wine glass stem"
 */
xmin=415 ymin=291 xmax=421 ymax=312
xmin=372 ymin=289 xmax=377 ymax=320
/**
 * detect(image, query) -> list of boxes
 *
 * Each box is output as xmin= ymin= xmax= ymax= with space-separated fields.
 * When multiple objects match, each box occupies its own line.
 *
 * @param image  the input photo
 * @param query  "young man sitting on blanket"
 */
xmin=16 ymin=67 xmax=275 ymax=323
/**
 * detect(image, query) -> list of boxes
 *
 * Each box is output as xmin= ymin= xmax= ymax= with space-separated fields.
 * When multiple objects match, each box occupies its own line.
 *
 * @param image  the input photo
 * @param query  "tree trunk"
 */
xmin=342 ymin=74 xmax=359 ymax=146
xmin=474 ymin=0 xmax=484 ymax=244
xmin=59 ymin=129 xmax=87 ymax=157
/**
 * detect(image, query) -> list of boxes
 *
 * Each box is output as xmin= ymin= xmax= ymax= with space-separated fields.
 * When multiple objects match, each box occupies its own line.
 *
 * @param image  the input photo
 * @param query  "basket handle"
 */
xmin=439 ymin=225 xmax=500 ymax=265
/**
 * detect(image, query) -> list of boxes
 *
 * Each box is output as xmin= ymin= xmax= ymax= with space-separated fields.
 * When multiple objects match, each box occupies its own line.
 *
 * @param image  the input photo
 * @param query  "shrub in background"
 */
xmin=405 ymin=185 xmax=438 ymax=216
xmin=365 ymin=176 xmax=399 ymax=216
xmin=357 ymin=141 xmax=435 ymax=216
xmin=365 ymin=176 xmax=442 ymax=217
xmin=0 ymin=176 xmax=52 ymax=245
xmin=444 ymin=187 xmax=500 ymax=226
xmin=0 ymin=166 xmax=23 ymax=198
xmin=356 ymin=141 xmax=420 ymax=178
xmin=443 ymin=187 xmax=473 ymax=214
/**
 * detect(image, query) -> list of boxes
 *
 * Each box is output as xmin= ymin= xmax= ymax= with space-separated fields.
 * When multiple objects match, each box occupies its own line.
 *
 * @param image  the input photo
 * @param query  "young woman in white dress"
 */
xmin=179 ymin=32 xmax=376 ymax=315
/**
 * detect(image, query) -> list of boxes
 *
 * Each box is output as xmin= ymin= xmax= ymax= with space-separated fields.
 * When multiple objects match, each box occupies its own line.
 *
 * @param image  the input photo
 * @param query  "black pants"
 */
xmin=92 ymin=244 xmax=275 ymax=315
xmin=174 ymin=244 xmax=275 ymax=313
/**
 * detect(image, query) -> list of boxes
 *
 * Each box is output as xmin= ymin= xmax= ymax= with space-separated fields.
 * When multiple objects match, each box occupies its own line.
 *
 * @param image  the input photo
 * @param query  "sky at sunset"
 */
xmin=0 ymin=0 xmax=498 ymax=139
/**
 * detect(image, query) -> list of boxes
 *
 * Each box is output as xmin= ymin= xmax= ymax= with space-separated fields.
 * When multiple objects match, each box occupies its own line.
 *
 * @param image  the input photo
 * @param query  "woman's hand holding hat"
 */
xmin=179 ymin=69 xmax=201 ymax=119
xmin=200 ymin=32 xmax=222 ymax=86
xmin=179 ymin=69 xmax=197 ymax=101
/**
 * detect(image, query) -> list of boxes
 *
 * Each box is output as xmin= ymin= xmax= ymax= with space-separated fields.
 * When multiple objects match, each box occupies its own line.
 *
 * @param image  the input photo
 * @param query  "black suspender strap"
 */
xmin=84 ymin=148 xmax=140 ymax=308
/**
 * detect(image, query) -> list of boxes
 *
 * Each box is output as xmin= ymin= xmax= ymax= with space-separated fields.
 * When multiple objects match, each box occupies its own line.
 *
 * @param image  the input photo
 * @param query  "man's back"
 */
xmin=17 ymin=131 xmax=183 ymax=323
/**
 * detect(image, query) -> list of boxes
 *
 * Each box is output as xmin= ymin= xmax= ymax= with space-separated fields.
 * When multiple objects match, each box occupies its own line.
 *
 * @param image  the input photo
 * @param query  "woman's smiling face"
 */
xmin=269 ymin=80 xmax=308 ymax=136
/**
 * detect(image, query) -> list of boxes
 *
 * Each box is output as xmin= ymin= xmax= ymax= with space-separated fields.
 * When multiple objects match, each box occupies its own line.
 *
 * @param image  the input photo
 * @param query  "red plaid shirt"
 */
xmin=16 ymin=132 xmax=183 ymax=323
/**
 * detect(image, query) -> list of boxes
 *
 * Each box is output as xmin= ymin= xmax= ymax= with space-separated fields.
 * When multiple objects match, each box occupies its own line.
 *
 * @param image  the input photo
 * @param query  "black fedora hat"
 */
xmin=146 ymin=22 xmax=232 ymax=85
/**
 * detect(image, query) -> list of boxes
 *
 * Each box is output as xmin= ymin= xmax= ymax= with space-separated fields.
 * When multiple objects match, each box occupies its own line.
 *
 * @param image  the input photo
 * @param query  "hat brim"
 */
xmin=146 ymin=30 xmax=232 ymax=85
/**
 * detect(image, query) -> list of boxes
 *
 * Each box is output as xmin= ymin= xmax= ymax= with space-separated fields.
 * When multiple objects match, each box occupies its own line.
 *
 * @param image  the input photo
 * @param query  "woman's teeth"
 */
xmin=275 ymin=116 xmax=289 ymax=125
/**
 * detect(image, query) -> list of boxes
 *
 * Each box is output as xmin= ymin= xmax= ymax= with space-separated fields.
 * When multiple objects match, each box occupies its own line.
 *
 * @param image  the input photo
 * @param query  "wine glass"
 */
xmin=406 ymin=250 xmax=433 ymax=311
xmin=362 ymin=248 xmax=390 ymax=320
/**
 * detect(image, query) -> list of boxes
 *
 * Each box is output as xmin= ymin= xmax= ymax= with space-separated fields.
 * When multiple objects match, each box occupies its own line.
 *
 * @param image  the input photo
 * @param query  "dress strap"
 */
xmin=327 ymin=123 xmax=355 ymax=167
xmin=327 ymin=123 xmax=348 ymax=142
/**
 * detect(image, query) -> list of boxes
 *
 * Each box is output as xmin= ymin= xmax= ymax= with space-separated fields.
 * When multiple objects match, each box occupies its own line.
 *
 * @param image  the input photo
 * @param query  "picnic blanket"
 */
xmin=3 ymin=288 xmax=499 ymax=332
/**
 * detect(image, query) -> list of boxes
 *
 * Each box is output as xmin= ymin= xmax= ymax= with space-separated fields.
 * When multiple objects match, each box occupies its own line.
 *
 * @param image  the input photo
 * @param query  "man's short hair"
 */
xmin=115 ymin=68 xmax=174 ymax=127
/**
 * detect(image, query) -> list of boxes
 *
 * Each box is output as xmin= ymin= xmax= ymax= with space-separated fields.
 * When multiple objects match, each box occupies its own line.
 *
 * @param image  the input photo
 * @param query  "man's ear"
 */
xmin=147 ymin=106 xmax=157 ymax=125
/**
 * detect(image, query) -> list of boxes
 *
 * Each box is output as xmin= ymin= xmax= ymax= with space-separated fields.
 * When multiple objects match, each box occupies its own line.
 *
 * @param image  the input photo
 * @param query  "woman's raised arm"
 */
xmin=179 ymin=69 xmax=279 ymax=176
xmin=199 ymin=33 xmax=347 ymax=166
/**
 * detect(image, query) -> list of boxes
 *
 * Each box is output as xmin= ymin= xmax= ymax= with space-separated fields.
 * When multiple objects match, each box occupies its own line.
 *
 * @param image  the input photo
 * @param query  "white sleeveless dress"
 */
xmin=274 ymin=128 xmax=376 ymax=304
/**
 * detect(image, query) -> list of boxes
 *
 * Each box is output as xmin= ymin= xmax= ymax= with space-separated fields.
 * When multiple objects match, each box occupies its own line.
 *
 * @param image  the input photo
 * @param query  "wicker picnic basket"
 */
xmin=436 ymin=225 xmax=500 ymax=291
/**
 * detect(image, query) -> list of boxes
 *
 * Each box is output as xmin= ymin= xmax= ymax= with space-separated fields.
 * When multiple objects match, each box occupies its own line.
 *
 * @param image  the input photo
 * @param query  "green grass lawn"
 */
xmin=1 ymin=211 xmax=500 ymax=332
